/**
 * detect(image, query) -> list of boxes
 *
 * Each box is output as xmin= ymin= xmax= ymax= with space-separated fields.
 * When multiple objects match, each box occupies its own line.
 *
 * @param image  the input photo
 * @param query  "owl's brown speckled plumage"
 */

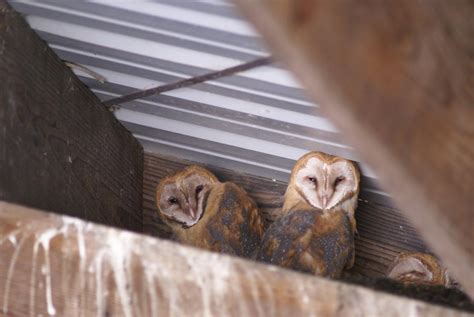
xmin=257 ymin=208 xmax=354 ymax=277
xmin=156 ymin=165 xmax=265 ymax=258
xmin=387 ymin=252 xmax=452 ymax=287
xmin=257 ymin=151 xmax=359 ymax=277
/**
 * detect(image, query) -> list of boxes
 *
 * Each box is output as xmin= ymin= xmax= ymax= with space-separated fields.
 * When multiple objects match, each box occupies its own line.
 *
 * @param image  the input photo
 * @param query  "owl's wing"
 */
xmin=256 ymin=210 xmax=323 ymax=274
xmin=205 ymin=182 xmax=265 ymax=258
xmin=257 ymin=210 xmax=354 ymax=277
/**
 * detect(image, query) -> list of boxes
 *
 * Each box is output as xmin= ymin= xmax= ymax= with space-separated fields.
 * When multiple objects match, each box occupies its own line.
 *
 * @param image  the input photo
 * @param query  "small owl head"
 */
xmin=288 ymin=151 xmax=360 ymax=211
xmin=156 ymin=165 xmax=219 ymax=228
xmin=387 ymin=252 xmax=451 ymax=286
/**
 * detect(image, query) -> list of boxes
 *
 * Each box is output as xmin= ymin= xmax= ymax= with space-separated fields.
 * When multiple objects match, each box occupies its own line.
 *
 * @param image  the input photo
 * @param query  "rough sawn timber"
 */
xmin=0 ymin=201 xmax=470 ymax=317
xmin=0 ymin=1 xmax=143 ymax=231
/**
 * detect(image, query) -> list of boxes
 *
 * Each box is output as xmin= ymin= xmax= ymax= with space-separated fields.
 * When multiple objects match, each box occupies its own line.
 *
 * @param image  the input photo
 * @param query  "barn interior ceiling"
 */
xmin=10 ymin=0 xmax=391 ymax=205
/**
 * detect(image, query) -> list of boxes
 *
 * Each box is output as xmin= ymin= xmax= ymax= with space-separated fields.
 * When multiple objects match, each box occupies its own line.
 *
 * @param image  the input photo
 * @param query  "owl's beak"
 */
xmin=321 ymin=196 xmax=329 ymax=209
xmin=189 ymin=207 xmax=197 ymax=220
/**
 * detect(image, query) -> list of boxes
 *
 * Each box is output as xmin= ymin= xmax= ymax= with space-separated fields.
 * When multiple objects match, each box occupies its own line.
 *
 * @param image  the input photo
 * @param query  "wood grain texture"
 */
xmin=143 ymin=152 xmax=430 ymax=279
xmin=0 ymin=1 xmax=143 ymax=231
xmin=236 ymin=0 xmax=474 ymax=296
xmin=0 ymin=201 xmax=470 ymax=317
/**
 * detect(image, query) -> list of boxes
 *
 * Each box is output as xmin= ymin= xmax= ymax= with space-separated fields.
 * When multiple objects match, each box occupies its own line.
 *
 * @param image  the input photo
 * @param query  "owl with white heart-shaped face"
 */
xmin=156 ymin=165 xmax=265 ymax=258
xmin=257 ymin=151 xmax=360 ymax=277
xmin=283 ymin=151 xmax=360 ymax=233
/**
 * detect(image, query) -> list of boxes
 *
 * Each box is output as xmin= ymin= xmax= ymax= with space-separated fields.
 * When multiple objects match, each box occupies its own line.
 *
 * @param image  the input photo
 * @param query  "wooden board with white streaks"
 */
xmin=0 ymin=201 xmax=470 ymax=317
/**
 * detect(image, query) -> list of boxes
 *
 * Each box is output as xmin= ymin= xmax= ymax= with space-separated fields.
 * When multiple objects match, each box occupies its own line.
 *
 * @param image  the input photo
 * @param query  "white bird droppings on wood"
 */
xmin=0 ymin=202 xmax=470 ymax=317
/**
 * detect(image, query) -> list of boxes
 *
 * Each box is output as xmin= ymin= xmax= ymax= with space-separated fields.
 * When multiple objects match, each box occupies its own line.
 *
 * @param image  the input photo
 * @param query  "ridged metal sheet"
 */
xmin=10 ymin=0 xmax=391 ymax=204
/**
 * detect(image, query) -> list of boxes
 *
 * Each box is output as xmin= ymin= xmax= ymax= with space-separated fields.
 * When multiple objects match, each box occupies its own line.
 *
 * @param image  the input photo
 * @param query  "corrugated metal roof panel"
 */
xmin=10 ymin=0 xmax=392 ymax=205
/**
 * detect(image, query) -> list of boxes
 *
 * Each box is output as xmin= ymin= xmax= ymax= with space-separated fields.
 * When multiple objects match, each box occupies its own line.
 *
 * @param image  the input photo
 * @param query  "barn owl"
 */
xmin=256 ymin=151 xmax=360 ymax=277
xmin=156 ymin=165 xmax=265 ymax=258
xmin=282 ymin=151 xmax=360 ymax=234
xmin=387 ymin=252 xmax=452 ymax=286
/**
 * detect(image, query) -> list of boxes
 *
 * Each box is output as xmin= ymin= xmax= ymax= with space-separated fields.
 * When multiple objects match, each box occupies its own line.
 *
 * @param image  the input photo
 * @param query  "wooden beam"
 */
xmin=236 ymin=0 xmax=474 ymax=296
xmin=0 ymin=1 xmax=143 ymax=231
xmin=0 ymin=201 xmax=470 ymax=317
xmin=143 ymin=152 xmax=429 ymax=279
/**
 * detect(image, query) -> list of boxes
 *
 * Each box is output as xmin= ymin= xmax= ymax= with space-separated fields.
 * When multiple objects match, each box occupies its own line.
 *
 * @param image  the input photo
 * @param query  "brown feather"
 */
xmin=257 ymin=208 xmax=354 ymax=277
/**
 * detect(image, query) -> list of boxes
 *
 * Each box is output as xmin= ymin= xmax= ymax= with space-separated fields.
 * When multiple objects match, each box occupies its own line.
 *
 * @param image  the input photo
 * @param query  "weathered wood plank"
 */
xmin=0 ymin=201 xmax=470 ymax=317
xmin=143 ymin=152 xmax=429 ymax=279
xmin=0 ymin=1 xmax=143 ymax=231
xmin=236 ymin=0 xmax=474 ymax=296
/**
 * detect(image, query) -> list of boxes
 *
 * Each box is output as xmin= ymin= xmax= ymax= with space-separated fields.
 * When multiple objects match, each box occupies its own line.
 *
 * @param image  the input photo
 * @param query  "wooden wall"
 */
xmin=143 ymin=152 xmax=429 ymax=278
xmin=0 ymin=0 xmax=143 ymax=232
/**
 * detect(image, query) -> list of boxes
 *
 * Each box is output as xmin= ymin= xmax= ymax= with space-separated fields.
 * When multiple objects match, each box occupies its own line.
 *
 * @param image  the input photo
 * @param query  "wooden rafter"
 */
xmin=236 ymin=0 xmax=474 ymax=297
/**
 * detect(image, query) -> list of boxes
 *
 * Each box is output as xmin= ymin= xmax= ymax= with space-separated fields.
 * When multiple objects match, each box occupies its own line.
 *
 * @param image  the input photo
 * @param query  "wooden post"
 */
xmin=236 ymin=0 xmax=474 ymax=296
xmin=0 ymin=1 xmax=143 ymax=231
xmin=0 ymin=201 xmax=470 ymax=317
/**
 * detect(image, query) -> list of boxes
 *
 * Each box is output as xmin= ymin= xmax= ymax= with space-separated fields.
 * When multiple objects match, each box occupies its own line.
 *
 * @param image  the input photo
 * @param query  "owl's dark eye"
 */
xmin=196 ymin=184 xmax=204 ymax=193
xmin=308 ymin=177 xmax=317 ymax=184
xmin=334 ymin=176 xmax=345 ymax=186
xmin=168 ymin=197 xmax=178 ymax=204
